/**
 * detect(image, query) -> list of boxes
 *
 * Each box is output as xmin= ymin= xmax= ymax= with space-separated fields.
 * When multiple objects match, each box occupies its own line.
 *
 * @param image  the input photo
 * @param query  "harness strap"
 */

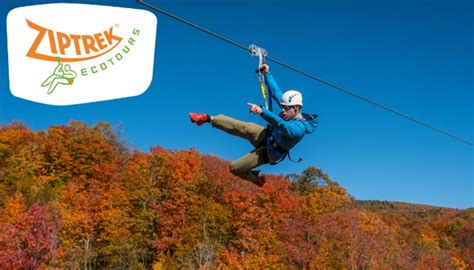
xmin=287 ymin=151 xmax=303 ymax=163
xmin=258 ymin=53 xmax=268 ymax=109
xmin=249 ymin=44 xmax=270 ymax=110
xmin=265 ymin=76 xmax=273 ymax=112
xmin=264 ymin=126 xmax=302 ymax=165
xmin=259 ymin=76 xmax=268 ymax=109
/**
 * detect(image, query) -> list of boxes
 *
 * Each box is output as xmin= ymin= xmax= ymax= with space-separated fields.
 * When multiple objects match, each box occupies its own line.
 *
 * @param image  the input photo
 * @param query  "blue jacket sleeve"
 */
xmin=260 ymin=107 xmax=306 ymax=138
xmin=264 ymin=71 xmax=283 ymax=105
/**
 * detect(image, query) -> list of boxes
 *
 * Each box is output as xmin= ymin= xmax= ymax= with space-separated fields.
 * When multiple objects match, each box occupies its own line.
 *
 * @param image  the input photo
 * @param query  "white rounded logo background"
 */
xmin=7 ymin=3 xmax=157 ymax=105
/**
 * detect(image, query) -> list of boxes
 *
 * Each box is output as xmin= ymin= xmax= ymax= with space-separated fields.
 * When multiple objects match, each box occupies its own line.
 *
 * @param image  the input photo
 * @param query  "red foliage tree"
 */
xmin=0 ymin=193 xmax=56 ymax=269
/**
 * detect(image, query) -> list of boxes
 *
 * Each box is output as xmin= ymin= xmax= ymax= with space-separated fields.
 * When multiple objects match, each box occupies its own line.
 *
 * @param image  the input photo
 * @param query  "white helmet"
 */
xmin=280 ymin=90 xmax=303 ymax=106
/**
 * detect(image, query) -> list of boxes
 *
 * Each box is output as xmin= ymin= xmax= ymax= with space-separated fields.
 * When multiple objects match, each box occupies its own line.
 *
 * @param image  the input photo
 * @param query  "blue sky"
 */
xmin=1 ymin=0 xmax=472 ymax=209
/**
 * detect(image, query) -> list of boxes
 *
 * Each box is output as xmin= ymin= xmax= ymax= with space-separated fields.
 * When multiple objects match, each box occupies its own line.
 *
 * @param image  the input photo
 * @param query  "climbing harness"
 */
xmin=265 ymin=125 xmax=303 ymax=165
xmin=249 ymin=44 xmax=271 ymax=110
xmin=262 ymin=114 xmax=319 ymax=165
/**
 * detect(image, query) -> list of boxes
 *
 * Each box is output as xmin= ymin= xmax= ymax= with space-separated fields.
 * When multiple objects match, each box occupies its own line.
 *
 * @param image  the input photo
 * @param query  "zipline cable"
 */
xmin=137 ymin=0 xmax=474 ymax=147
xmin=138 ymin=0 xmax=249 ymax=51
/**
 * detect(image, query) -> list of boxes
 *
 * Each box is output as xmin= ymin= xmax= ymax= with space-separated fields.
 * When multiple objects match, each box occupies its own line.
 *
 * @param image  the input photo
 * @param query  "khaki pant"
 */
xmin=211 ymin=114 xmax=274 ymax=183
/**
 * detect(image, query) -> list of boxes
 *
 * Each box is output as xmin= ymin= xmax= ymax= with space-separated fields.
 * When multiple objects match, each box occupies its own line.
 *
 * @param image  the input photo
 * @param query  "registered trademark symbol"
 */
xmin=115 ymin=23 xmax=120 ymax=28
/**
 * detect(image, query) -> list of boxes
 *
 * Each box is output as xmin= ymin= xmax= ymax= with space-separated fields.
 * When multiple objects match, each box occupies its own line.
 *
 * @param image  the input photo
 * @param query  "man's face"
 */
xmin=280 ymin=104 xmax=298 ymax=120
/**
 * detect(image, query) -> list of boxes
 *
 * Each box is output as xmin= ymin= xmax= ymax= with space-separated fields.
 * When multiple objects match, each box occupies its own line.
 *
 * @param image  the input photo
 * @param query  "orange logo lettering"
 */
xmin=26 ymin=19 xmax=123 ymax=62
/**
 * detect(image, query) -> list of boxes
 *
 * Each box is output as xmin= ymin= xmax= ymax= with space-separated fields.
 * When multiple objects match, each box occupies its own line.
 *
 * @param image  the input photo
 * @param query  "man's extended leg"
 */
xmin=190 ymin=113 xmax=266 ymax=147
xmin=210 ymin=114 xmax=267 ymax=147
xmin=229 ymin=147 xmax=269 ymax=186
xmin=190 ymin=113 xmax=269 ymax=186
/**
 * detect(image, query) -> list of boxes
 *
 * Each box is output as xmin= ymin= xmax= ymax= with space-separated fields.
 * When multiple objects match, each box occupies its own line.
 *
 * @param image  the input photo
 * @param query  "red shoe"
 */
xmin=255 ymin=174 xmax=266 ymax=187
xmin=189 ymin=113 xmax=209 ymax=126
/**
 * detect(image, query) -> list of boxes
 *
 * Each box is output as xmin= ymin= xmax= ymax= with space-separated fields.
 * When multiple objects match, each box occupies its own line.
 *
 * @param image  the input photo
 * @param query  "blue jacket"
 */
xmin=260 ymin=71 xmax=317 ymax=161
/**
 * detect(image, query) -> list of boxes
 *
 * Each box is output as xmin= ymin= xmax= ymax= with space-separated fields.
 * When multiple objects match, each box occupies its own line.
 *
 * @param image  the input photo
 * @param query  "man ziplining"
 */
xmin=189 ymin=64 xmax=318 ymax=187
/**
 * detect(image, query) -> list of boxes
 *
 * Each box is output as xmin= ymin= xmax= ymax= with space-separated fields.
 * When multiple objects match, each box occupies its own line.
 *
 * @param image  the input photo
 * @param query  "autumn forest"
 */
xmin=0 ymin=121 xmax=472 ymax=269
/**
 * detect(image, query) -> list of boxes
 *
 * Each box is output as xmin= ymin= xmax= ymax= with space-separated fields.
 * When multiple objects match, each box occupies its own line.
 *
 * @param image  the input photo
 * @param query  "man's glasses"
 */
xmin=280 ymin=105 xmax=295 ymax=111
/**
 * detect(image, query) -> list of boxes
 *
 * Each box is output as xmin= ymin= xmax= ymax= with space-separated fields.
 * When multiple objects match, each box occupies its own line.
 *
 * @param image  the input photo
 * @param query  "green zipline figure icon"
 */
xmin=41 ymin=56 xmax=77 ymax=94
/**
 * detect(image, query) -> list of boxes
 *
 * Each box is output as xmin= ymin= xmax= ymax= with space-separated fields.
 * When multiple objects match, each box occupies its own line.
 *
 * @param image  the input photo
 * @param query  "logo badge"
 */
xmin=7 ymin=3 xmax=157 ymax=105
